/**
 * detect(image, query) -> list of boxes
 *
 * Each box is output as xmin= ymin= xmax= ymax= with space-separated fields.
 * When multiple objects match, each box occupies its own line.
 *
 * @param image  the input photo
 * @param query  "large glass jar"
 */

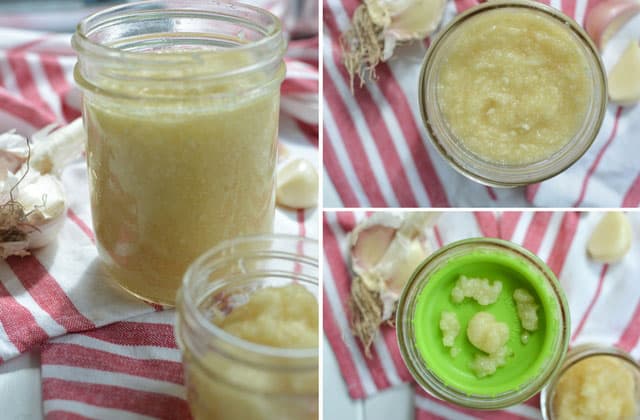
xmin=175 ymin=234 xmax=319 ymax=420
xmin=396 ymin=238 xmax=570 ymax=409
xmin=72 ymin=0 xmax=286 ymax=305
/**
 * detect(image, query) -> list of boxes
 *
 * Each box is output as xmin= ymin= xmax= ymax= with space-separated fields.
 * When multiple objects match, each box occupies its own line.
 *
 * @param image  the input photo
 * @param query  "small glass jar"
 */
xmin=175 ymin=234 xmax=318 ymax=420
xmin=72 ymin=1 xmax=286 ymax=305
xmin=541 ymin=344 xmax=640 ymax=419
xmin=419 ymin=0 xmax=607 ymax=187
xmin=396 ymin=238 xmax=570 ymax=409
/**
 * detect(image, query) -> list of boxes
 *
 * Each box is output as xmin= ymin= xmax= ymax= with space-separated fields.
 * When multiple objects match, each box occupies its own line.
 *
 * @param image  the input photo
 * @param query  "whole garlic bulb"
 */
xmin=0 ymin=120 xmax=83 ymax=258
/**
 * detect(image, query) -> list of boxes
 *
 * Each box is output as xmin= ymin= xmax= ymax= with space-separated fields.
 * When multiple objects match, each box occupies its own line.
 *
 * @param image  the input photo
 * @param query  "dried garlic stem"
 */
xmin=349 ymin=276 xmax=387 ymax=358
xmin=340 ymin=4 xmax=384 ymax=91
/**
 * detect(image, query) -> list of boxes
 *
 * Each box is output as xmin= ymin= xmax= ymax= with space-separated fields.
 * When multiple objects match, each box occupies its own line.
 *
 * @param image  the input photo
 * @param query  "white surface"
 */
xmin=324 ymin=337 xmax=414 ymax=420
xmin=0 ymin=350 xmax=42 ymax=419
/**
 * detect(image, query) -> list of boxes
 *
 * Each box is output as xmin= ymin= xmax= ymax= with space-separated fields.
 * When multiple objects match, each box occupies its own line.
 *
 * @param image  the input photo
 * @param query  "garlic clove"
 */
xmin=0 ymin=150 xmax=25 ymax=180
xmin=365 ymin=0 xmax=446 ymax=60
xmin=585 ymin=0 xmax=640 ymax=50
xmin=587 ymin=212 xmax=632 ymax=263
xmin=20 ymin=174 xmax=66 ymax=223
xmin=386 ymin=0 xmax=447 ymax=42
xmin=351 ymin=224 xmax=398 ymax=272
xmin=30 ymin=117 xmax=85 ymax=175
xmin=608 ymin=40 xmax=640 ymax=106
xmin=27 ymin=211 xmax=66 ymax=249
xmin=275 ymin=158 xmax=318 ymax=209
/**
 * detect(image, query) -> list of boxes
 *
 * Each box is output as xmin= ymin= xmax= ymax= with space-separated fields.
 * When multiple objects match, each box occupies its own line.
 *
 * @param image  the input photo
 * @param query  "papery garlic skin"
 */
xmin=585 ymin=0 xmax=640 ymax=50
xmin=365 ymin=0 xmax=447 ymax=60
xmin=349 ymin=212 xmax=438 ymax=320
xmin=30 ymin=117 xmax=85 ymax=174
xmin=0 ymin=131 xmax=30 ymax=180
xmin=19 ymin=174 xmax=66 ymax=224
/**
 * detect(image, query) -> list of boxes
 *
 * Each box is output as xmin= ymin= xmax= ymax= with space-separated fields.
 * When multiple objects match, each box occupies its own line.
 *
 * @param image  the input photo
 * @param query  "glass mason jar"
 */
xmin=175 ymin=234 xmax=319 ymax=420
xmin=419 ymin=0 xmax=607 ymax=187
xmin=72 ymin=1 xmax=286 ymax=305
xmin=541 ymin=344 xmax=640 ymax=419
xmin=396 ymin=238 xmax=570 ymax=409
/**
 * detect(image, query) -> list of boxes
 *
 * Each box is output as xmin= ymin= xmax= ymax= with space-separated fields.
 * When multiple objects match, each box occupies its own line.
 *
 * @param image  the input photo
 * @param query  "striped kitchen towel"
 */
xmin=323 ymin=0 xmax=640 ymax=208
xmin=0 ymin=25 xmax=319 ymax=367
xmin=40 ymin=310 xmax=190 ymax=420
xmin=324 ymin=211 xmax=640 ymax=418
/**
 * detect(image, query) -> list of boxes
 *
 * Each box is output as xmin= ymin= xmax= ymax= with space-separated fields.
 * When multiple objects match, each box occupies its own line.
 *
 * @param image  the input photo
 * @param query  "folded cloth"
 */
xmin=0 ymin=27 xmax=319 ymax=367
xmin=324 ymin=211 xmax=640 ymax=418
xmin=323 ymin=0 xmax=640 ymax=208
xmin=41 ymin=310 xmax=190 ymax=420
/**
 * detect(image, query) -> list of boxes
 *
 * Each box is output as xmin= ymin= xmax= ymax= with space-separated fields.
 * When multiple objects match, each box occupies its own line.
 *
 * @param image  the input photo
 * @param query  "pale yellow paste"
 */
xmin=553 ymin=356 xmax=638 ymax=420
xmin=437 ymin=9 xmax=591 ymax=165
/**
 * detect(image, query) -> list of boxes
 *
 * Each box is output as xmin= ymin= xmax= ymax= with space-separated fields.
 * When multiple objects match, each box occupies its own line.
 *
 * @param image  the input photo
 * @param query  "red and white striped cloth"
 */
xmin=324 ymin=211 xmax=640 ymax=418
xmin=0 ymin=26 xmax=319 ymax=418
xmin=323 ymin=0 xmax=640 ymax=208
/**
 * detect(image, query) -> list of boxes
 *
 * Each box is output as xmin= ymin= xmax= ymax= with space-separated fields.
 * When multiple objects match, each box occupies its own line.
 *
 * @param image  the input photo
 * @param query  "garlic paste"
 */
xmin=437 ymin=9 xmax=592 ymax=165
xmin=186 ymin=284 xmax=318 ymax=420
xmin=84 ymin=47 xmax=281 ymax=304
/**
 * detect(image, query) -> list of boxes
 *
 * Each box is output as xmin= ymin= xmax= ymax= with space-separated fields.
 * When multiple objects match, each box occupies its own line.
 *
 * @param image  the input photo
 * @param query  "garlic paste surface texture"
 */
xmin=437 ymin=8 xmax=592 ymax=165
xmin=185 ymin=284 xmax=318 ymax=420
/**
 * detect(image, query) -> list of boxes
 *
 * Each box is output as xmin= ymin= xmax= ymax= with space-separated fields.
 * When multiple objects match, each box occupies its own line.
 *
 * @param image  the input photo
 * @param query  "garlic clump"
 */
xmin=348 ymin=212 xmax=439 ymax=356
xmin=0 ymin=118 xmax=85 ymax=258
xmin=341 ymin=0 xmax=446 ymax=89
xmin=467 ymin=311 xmax=512 ymax=377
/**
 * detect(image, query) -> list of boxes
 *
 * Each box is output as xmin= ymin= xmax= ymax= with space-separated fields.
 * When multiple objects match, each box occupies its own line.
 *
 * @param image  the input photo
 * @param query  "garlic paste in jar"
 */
xmin=437 ymin=8 xmax=592 ymax=165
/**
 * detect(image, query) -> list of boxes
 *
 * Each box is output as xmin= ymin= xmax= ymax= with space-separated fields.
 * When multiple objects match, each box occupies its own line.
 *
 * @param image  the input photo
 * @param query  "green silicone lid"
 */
xmin=413 ymin=249 xmax=562 ymax=396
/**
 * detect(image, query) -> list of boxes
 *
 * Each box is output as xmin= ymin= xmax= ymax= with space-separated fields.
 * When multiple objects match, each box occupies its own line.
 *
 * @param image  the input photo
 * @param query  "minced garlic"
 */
xmin=513 ymin=288 xmax=539 ymax=341
xmin=471 ymin=345 xmax=512 ymax=378
xmin=467 ymin=311 xmax=511 ymax=378
xmin=215 ymin=284 xmax=318 ymax=349
xmin=451 ymin=276 xmax=502 ymax=305
xmin=553 ymin=356 xmax=638 ymax=420
xmin=439 ymin=311 xmax=460 ymax=357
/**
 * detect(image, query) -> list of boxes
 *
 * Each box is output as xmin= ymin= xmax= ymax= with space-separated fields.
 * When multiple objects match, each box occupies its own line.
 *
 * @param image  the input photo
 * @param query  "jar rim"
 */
xmin=418 ymin=0 xmax=607 ymax=187
xmin=72 ymin=0 xmax=285 ymax=67
xmin=178 ymin=233 xmax=319 ymax=362
xmin=540 ymin=343 xmax=640 ymax=420
xmin=396 ymin=237 xmax=571 ymax=409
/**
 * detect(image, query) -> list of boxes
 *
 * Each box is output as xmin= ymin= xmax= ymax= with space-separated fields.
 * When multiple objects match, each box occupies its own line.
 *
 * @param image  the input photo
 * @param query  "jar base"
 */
xmin=99 ymin=259 xmax=179 ymax=307
xmin=114 ymin=280 xmax=177 ymax=307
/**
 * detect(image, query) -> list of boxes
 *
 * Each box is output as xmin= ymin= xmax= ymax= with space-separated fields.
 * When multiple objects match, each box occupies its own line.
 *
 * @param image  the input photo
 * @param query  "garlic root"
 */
xmin=341 ymin=0 xmax=446 ymax=90
xmin=348 ymin=276 xmax=385 ymax=358
xmin=341 ymin=5 xmax=383 ymax=90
